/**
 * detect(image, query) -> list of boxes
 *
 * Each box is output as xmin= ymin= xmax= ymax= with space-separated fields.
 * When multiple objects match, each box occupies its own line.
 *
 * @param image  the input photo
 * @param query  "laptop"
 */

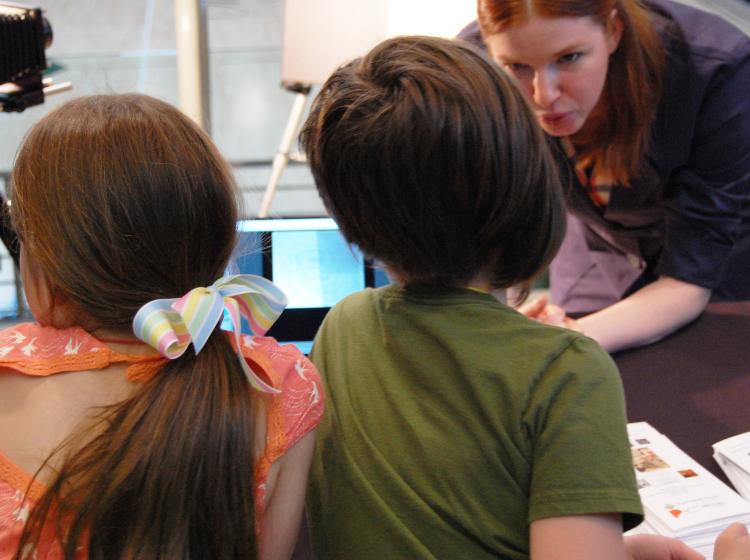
xmin=223 ymin=217 xmax=390 ymax=353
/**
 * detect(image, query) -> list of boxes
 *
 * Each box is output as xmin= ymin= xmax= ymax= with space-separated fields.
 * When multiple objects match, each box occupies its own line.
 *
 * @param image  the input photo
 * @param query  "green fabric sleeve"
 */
xmin=523 ymin=336 xmax=644 ymax=530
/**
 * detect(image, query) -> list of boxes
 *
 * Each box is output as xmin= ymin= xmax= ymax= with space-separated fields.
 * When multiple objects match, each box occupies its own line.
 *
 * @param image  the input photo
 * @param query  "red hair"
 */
xmin=478 ymin=0 xmax=665 ymax=185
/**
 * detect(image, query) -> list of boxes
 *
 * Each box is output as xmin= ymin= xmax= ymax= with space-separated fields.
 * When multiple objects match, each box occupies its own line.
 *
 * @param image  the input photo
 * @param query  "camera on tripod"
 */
xmin=0 ymin=2 xmax=68 ymax=112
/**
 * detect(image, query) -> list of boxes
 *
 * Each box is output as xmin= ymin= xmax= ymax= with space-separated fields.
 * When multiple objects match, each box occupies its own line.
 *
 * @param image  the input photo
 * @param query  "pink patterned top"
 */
xmin=0 ymin=323 xmax=324 ymax=559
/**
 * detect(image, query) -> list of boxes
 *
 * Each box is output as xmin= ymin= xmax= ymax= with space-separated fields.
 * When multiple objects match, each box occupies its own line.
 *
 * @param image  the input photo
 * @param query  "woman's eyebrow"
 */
xmin=495 ymin=42 xmax=589 ymax=64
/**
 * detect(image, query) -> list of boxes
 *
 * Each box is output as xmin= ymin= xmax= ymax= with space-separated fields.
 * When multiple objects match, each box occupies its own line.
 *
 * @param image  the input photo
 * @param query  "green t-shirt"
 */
xmin=308 ymin=285 xmax=643 ymax=559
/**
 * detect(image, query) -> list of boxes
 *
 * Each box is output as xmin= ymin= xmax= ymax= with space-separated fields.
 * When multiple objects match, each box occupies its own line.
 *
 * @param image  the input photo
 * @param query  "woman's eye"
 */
xmin=502 ymin=62 xmax=533 ymax=78
xmin=506 ymin=62 xmax=530 ymax=71
xmin=558 ymin=52 xmax=583 ymax=64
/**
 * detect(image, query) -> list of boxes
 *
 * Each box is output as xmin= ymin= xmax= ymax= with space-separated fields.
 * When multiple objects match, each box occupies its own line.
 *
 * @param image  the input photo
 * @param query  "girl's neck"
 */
xmin=90 ymin=328 xmax=139 ymax=343
xmin=89 ymin=328 xmax=155 ymax=355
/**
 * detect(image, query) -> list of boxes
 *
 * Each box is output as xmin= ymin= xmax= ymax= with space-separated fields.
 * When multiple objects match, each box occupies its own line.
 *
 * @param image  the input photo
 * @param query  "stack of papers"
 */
xmin=626 ymin=422 xmax=750 ymax=559
xmin=713 ymin=432 xmax=750 ymax=500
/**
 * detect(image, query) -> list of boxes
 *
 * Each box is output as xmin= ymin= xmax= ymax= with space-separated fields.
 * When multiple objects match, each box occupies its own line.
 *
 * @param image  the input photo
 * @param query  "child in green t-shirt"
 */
xmin=299 ymin=35 xmax=702 ymax=560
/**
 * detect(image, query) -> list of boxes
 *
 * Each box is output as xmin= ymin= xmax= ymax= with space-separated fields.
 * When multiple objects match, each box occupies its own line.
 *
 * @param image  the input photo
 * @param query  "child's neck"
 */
xmin=459 ymin=270 xmax=496 ymax=295
xmin=388 ymin=267 xmax=506 ymax=303
xmin=465 ymin=277 xmax=493 ymax=294
xmin=467 ymin=284 xmax=507 ymax=305
xmin=88 ymin=327 xmax=154 ymax=355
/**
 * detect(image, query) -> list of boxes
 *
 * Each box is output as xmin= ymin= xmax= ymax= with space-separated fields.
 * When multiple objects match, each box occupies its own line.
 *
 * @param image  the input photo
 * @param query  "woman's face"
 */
xmin=484 ymin=14 xmax=622 ymax=137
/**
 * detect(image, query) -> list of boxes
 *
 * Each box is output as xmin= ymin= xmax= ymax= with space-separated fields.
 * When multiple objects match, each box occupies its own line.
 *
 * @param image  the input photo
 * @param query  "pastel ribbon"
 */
xmin=132 ymin=274 xmax=288 ymax=393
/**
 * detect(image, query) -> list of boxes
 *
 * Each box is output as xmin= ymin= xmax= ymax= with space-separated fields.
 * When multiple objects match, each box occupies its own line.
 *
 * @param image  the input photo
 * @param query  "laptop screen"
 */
xmin=224 ymin=217 xmax=389 ymax=353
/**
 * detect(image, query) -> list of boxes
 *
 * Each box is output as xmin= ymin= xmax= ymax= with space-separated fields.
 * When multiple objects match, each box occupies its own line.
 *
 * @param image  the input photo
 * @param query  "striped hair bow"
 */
xmin=132 ymin=274 xmax=288 ymax=393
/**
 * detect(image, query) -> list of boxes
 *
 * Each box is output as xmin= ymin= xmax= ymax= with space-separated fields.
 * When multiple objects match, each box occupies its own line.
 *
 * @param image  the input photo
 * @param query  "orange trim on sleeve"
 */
xmin=0 ymin=451 xmax=47 ymax=502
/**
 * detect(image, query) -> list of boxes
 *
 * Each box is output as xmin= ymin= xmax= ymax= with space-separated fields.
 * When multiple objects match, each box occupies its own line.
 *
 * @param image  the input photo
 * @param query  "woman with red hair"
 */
xmin=460 ymin=0 xmax=750 ymax=352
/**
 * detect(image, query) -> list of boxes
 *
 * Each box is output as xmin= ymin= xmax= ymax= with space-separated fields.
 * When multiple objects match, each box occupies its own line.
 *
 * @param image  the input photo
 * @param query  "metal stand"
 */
xmin=257 ymin=83 xmax=311 ymax=218
xmin=174 ymin=0 xmax=210 ymax=131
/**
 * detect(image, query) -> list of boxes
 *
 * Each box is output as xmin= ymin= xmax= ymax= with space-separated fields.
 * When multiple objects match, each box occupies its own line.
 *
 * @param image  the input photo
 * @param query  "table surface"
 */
xmin=614 ymin=301 xmax=750 ymax=483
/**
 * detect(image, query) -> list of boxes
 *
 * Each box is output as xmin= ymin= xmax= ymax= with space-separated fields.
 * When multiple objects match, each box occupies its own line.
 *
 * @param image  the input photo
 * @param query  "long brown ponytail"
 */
xmin=11 ymin=94 xmax=258 ymax=559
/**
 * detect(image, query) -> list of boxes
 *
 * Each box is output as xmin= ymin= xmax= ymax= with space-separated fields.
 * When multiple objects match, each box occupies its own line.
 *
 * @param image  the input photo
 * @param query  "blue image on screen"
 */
xmin=221 ymin=231 xmax=264 ymax=334
xmin=272 ymin=229 xmax=365 ymax=309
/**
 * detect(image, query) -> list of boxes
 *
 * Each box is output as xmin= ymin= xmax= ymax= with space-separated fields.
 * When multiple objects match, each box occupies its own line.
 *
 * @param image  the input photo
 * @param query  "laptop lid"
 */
xmin=224 ymin=217 xmax=389 ymax=353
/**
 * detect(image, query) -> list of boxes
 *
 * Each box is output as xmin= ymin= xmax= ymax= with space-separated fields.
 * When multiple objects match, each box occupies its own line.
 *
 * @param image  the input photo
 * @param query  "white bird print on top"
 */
xmin=294 ymin=358 xmax=308 ymax=381
xmin=0 ymin=346 xmax=13 ymax=358
xmin=13 ymin=503 xmax=30 ymax=524
xmin=21 ymin=337 xmax=37 ymax=356
xmin=309 ymin=382 xmax=320 ymax=406
xmin=11 ymin=491 xmax=29 ymax=523
xmin=6 ymin=330 xmax=25 ymax=345
xmin=64 ymin=337 xmax=83 ymax=355
xmin=19 ymin=543 xmax=37 ymax=560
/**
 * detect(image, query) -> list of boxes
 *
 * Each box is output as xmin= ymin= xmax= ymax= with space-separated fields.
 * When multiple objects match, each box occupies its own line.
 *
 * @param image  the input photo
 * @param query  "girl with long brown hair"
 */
xmin=460 ymin=0 xmax=750 ymax=352
xmin=0 ymin=93 xmax=323 ymax=559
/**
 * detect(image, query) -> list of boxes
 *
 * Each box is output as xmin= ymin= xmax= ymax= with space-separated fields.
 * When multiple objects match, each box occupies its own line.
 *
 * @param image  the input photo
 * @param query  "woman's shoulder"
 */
xmin=456 ymin=19 xmax=483 ymax=48
xmin=646 ymin=0 xmax=750 ymax=169
xmin=652 ymin=0 xmax=750 ymax=64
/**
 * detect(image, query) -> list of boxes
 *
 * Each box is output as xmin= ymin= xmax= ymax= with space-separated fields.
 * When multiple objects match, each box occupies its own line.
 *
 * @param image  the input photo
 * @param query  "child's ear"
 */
xmin=21 ymin=245 xmax=51 ymax=324
xmin=20 ymin=245 xmax=75 ymax=327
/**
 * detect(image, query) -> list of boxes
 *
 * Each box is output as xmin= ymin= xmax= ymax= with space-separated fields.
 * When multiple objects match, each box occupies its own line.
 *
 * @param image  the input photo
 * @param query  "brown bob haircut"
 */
xmin=11 ymin=94 xmax=259 ymax=558
xmin=478 ymin=0 xmax=666 ymax=185
xmin=301 ymin=35 xmax=565 ymax=293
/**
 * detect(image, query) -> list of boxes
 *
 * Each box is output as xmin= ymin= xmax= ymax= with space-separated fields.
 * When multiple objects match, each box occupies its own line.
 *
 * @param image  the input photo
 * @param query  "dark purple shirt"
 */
xmin=459 ymin=0 xmax=750 ymax=312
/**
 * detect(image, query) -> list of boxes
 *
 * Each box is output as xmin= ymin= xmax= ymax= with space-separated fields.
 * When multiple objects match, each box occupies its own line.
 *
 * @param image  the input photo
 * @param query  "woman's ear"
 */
xmin=607 ymin=8 xmax=624 ymax=54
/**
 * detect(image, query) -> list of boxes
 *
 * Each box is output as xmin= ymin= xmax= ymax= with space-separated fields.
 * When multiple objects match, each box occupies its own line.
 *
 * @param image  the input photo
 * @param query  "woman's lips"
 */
xmin=540 ymin=112 xmax=572 ymax=125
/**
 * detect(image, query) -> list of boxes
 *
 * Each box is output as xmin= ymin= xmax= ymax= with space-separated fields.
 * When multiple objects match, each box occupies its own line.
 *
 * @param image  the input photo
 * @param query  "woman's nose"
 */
xmin=532 ymin=69 xmax=561 ymax=109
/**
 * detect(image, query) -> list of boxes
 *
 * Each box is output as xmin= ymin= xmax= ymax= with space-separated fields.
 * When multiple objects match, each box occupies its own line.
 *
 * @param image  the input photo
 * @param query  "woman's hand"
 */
xmin=517 ymin=295 xmax=548 ymax=319
xmin=624 ymin=534 xmax=704 ymax=560
xmin=714 ymin=523 xmax=750 ymax=560
xmin=517 ymin=295 xmax=583 ymax=333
